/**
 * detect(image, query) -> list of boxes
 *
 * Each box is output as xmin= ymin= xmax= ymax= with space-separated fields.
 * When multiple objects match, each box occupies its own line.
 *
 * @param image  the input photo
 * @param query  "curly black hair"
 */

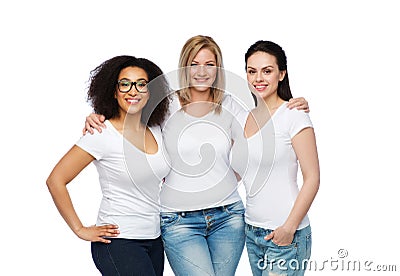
xmin=87 ymin=55 xmax=171 ymax=127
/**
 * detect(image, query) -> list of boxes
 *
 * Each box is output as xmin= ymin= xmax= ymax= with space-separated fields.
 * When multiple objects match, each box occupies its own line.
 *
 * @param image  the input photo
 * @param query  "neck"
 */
xmin=182 ymin=89 xmax=215 ymax=117
xmin=111 ymin=112 xmax=145 ymax=132
xmin=245 ymin=94 xmax=282 ymax=138
xmin=262 ymin=94 xmax=284 ymax=112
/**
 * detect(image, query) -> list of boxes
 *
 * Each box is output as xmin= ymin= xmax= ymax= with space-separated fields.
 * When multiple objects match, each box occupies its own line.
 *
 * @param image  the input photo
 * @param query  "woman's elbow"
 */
xmin=312 ymin=173 xmax=320 ymax=192
xmin=303 ymin=173 xmax=320 ymax=192
xmin=46 ymin=173 xmax=62 ymax=191
xmin=46 ymin=175 xmax=56 ymax=190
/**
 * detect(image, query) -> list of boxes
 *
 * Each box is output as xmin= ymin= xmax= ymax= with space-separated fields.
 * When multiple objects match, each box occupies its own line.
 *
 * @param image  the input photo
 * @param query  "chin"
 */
xmin=127 ymin=106 xmax=144 ymax=115
xmin=192 ymin=85 xmax=211 ymax=92
xmin=258 ymin=91 xmax=272 ymax=99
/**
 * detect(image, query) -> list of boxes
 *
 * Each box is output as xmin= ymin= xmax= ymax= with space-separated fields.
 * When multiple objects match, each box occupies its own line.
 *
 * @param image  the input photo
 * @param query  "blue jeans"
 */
xmin=245 ymin=224 xmax=312 ymax=276
xmin=91 ymin=237 xmax=164 ymax=276
xmin=160 ymin=200 xmax=246 ymax=276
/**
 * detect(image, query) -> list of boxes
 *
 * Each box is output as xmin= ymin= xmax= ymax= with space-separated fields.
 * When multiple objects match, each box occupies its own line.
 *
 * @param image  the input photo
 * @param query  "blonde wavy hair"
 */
xmin=177 ymin=35 xmax=225 ymax=113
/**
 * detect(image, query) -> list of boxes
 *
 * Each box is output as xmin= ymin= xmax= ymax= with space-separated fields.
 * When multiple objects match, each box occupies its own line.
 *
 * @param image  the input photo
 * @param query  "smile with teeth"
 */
xmin=194 ymin=78 xmax=209 ymax=82
xmin=126 ymin=98 xmax=141 ymax=104
xmin=254 ymin=84 xmax=267 ymax=91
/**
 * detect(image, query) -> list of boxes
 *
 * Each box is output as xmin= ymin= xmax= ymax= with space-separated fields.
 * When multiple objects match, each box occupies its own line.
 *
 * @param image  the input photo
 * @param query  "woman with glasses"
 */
xmin=83 ymin=36 xmax=309 ymax=275
xmin=46 ymin=55 xmax=171 ymax=276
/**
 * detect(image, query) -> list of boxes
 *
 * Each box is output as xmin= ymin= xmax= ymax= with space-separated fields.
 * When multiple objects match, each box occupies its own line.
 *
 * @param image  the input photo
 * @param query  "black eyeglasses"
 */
xmin=117 ymin=79 xmax=149 ymax=93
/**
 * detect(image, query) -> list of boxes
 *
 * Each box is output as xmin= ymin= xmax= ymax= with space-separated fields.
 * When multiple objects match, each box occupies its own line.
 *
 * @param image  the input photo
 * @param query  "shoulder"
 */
xmin=277 ymin=105 xmax=313 ymax=138
xmin=279 ymin=104 xmax=311 ymax=121
xmin=221 ymin=93 xmax=236 ymax=106
xmin=78 ymin=120 xmax=115 ymax=144
xmin=76 ymin=120 xmax=118 ymax=159
xmin=222 ymin=93 xmax=248 ymax=113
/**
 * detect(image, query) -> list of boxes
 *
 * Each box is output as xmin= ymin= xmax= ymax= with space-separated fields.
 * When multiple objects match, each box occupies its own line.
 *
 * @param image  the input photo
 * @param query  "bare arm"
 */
xmin=265 ymin=127 xmax=320 ymax=245
xmin=82 ymin=114 xmax=106 ymax=135
xmin=46 ymin=145 xmax=119 ymax=243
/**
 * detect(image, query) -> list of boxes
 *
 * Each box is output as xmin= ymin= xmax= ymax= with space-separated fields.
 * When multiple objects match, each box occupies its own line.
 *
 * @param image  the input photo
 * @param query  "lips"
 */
xmin=254 ymin=84 xmax=267 ymax=91
xmin=126 ymin=98 xmax=141 ymax=104
xmin=194 ymin=78 xmax=209 ymax=82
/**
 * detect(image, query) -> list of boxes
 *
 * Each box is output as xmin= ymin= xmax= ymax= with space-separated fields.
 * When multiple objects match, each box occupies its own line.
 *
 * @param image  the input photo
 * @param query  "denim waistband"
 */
xmin=246 ymin=223 xmax=311 ymax=237
xmin=163 ymin=201 xmax=240 ymax=217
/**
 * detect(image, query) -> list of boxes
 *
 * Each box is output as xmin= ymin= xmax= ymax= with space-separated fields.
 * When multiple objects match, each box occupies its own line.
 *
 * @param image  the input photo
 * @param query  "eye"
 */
xmin=137 ymin=81 xmax=148 ymax=88
xmin=247 ymin=70 xmax=256 ymax=75
xmin=120 ymin=81 xmax=131 ymax=87
xmin=206 ymin=63 xmax=215 ymax=67
xmin=190 ymin=63 xmax=198 ymax=67
xmin=263 ymin=69 xmax=271 ymax=74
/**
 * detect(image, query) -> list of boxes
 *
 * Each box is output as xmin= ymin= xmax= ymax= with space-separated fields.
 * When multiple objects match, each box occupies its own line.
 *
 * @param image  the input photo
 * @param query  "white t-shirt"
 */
xmin=160 ymin=93 xmax=248 ymax=212
xmin=231 ymin=102 xmax=313 ymax=230
xmin=76 ymin=120 xmax=170 ymax=239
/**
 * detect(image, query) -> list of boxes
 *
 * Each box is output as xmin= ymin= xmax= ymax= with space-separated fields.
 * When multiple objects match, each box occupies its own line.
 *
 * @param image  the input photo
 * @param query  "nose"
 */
xmin=255 ymin=71 xmax=263 ymax=82
xmin=128 ymin=87 xmax=139 ymax=96
xmin=196 ymin=65 xmax=207 ymax=76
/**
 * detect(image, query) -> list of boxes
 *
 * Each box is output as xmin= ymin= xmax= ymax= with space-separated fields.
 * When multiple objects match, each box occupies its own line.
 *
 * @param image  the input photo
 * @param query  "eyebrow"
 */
xmin=191 ymin=60 xmax=216 ymax=64
xmin=119 ymin=77 xmax=148 ymax=82
xmin=247 ymin=65 xmax=274 ymax=70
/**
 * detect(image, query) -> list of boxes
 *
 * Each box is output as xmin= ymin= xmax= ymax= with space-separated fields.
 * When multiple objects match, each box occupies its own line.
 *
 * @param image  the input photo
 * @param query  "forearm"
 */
xmin=47 ymin=180 xmax=83 ymax=235
xmin=283 ymin=176 xmax=320 ymax=232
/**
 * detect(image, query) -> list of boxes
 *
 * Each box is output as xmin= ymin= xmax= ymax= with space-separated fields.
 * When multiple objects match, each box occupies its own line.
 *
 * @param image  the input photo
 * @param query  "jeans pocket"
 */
xmin=160 ymin=213 xmax=180 ymax=228
xmin=266 ymin=240 xmax=297 ymax=267
xmin=224 ymin=200 xmax=245 ymax=215
xmin=270 ymin=239 xmax=296 ymax=249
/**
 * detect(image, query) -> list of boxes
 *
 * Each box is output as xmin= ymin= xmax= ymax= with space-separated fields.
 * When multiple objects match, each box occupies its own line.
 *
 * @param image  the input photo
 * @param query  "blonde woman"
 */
xmin=158 ymin=35 xmax=248 ymax=276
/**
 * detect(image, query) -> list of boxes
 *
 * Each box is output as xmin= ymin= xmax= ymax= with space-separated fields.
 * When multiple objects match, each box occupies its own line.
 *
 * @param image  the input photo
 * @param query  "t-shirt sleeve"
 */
xmin=288 ymin=109 xmax=313 ymax=139
xmin=75 ymin=131 xmax=106 ymax=160
xmin=231 ymin=115 xmax=246 ymax=142
xmin=225 ymin=95 xmax=249 ymax=141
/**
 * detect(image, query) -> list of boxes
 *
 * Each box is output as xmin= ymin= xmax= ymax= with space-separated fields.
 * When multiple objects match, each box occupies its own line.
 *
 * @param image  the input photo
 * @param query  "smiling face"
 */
xmin=115 ymin=66 xmax=150 ymax=116
xmin=246 ymin=51 xmax=286 ymax=101
xmin=189 ymin=48 xmax=217 ymax=94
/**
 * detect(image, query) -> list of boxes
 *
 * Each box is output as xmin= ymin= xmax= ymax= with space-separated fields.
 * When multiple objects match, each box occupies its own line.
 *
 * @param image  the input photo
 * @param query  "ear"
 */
xmin=279 ymin=70 xmax=286 ymax=82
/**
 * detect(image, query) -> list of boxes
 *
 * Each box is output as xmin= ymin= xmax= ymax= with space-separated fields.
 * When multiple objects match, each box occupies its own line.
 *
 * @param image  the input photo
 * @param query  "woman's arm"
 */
xmin=265 ymin=127 xmax=320 ymax=245
xmin=46 ymin=145 xmax=119 ymax=243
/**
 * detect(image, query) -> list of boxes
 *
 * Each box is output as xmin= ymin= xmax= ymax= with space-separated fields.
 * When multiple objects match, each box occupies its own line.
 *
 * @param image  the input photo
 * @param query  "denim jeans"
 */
xmin=160 ymin=200 xmax=246 ymax=276
xmin=245 ymin=224 xmax=312 ymax=276
xmin=91 ymin=237 xmax=164 ymax=276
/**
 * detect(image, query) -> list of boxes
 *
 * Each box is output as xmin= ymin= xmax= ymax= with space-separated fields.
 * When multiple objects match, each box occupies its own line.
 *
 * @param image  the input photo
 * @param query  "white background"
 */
xmin=1 ymin=0 xmax=399 ymax=275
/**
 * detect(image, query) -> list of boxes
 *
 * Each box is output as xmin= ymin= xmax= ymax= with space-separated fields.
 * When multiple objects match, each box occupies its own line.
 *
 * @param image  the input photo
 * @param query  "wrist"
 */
xmin=282 ymin=222 xmax=297 ymax=234
xmin=72 ymin=224 xmax=84 ymax=235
